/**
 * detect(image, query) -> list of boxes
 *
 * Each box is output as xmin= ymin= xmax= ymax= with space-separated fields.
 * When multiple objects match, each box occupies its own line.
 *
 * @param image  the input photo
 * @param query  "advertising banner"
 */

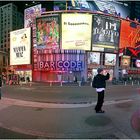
xmin=88 ymin=52 xmax=100 ymax=65
xmin=24 ymin=4 xmax=41 ymax=28
xmin=121 ymin=55 xmax=130 ymax=66
xmin=119 ymin=20 xmax=140 ymax=49
xmin=93 ymin=1 xmax=130 ymax=18
xmin=10 ymin=28 xmax=31 ymax=65
xmin=105 ymin=53 xmax=116 ymax=66
xmin=62 ymin=13 xmax=92 ymax=50
xmin=135 ymin=59 xmax=140 ymax=68
xmin=92 ymin=14 xmax=120 ymax=52
xmin=36 ymin=15 xmax=60 ymax=49
xmin=24 ymin=4 xmax=42 ymax=47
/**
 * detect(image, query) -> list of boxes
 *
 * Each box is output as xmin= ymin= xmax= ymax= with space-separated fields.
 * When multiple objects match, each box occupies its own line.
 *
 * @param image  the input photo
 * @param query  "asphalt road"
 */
xmin=0 ymin=84 xmax=139 ymax=139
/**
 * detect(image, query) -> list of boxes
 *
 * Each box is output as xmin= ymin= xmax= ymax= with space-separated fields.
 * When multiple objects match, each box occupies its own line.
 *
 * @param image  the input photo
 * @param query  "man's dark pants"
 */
xmin=95 ymin=90 xmax=104 ymax=111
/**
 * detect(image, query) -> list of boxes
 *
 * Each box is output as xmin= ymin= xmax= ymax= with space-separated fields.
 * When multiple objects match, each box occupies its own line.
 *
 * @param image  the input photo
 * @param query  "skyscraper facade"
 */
xmin=0 ymin=3 xmax=23 ymax=73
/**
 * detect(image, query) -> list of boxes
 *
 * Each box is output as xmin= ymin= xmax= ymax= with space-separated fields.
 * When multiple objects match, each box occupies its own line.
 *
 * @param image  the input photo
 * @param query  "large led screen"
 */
xmin=62 ymin=13 xmax=92 ymax=50
xmin=93 ymin=1 xmax=130 ymax=18
xmin=10 ymin=28 xmax=31 ymax=65
xmin=105 ymin=53 xmax=116 ymax=66
xmin=119 ymin=20 xmax=140 ymax=49
xmin=36 ymin=15 xmax=60 ymax=49
xmin=92 ymin=14 xmax=120 ymax=52
xmin=24 ymin=4 xmax=41 ymax=28
xmin=24 ymin=4 xmax=42 ymax=47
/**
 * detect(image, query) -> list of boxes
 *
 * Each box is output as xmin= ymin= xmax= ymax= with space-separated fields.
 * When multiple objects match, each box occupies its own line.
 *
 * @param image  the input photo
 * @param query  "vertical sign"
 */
xmin=24 ymin=4 xmax=42 ymax=47
xmin=36 ymin=15 xmax=60 ymax=49
xmin=92 ymin=14 xmax=120 ymax=52
xmin=10 ymin=28 xmax=31 ymax=65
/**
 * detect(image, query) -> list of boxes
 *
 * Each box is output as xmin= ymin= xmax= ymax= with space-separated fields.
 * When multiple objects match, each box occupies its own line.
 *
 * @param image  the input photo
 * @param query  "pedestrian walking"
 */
xmin=0 ymin=76 xmax=2 ymax=99
xmin=92 ymin=68 xmax=110 ymax=113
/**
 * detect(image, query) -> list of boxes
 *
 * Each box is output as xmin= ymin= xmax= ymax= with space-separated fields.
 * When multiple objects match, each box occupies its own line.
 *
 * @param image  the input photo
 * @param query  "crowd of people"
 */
xmin=0 ymin=74 xmax=30 ymax=86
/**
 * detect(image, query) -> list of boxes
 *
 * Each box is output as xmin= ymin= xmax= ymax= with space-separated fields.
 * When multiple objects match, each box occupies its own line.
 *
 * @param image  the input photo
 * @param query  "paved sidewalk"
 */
xmin=0 ymin=84 xmax=139 ymax=138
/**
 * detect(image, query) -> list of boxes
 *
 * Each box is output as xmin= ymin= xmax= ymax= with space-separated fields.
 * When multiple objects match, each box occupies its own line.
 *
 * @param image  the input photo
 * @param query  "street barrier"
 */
xmin=15 ymin=79 xmax=140 ymax=87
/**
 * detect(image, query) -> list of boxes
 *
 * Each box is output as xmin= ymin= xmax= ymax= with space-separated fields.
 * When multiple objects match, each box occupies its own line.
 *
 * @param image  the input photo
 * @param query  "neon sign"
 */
xmin=38 ymin=61 xmax=83 ymax=71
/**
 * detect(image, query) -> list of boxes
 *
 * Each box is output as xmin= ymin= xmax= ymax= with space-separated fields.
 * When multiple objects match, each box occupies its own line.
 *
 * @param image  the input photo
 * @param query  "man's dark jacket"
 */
xmin=92 ymin=73 xmax=110 ymax=88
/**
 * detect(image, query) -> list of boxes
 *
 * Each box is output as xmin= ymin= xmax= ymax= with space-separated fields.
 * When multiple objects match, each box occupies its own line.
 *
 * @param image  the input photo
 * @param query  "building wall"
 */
xmin=0 ymin=3 xmax=23 ymax=71
xmin=33 ymin=49 xmax=86 ymax=82
xmin=0 ymin=51 xmax=8 ymax=74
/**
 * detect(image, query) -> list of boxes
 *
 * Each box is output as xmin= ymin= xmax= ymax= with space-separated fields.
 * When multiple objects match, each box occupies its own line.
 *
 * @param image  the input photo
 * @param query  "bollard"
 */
xmin=29 ymin=82 xmax=32 ymax=87
xmin=90 ymin=82 xmax=92 ymax=87
xmin=50 ymin=82 xmax=52 ymax=87
xmin=79 ymin=81 xmax=81 ymax=87
xmin=20 ymin=82 xmax=22 ymax=86
xmin=125 ymin=81 xmax=126 ymax=86
xmin=60 ymin=81 xmax=63 ymax=87
xmin=132 ymin=81 xmax=133 ymax=86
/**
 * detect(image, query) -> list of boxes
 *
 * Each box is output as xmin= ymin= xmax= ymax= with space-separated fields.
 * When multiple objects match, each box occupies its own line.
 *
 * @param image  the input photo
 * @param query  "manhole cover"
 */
xmin=131 ymin=109 xmax=140 ymax=135
xmin=85 ymin=115 xmax=111 ymax=127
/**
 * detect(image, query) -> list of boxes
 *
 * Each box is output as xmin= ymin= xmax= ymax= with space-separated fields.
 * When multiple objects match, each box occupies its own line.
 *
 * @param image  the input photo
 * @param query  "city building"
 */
xmin=0 ymin=1 xmax=139 ymax=83
xmin=0 ymin=3 xmax=23 ymax=74
xmin=127 ymin=1 xmax=140 ymax=21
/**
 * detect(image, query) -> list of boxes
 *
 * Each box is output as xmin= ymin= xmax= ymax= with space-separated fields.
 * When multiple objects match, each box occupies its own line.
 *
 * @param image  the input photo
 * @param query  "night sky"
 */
xmin=0 ymin=1 xmax=54 ymax=13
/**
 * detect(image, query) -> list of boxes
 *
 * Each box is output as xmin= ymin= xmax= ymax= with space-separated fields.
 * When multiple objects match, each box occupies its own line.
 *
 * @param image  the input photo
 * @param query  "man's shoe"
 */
xmin=96 ymin=110 xmax=105 ymax=113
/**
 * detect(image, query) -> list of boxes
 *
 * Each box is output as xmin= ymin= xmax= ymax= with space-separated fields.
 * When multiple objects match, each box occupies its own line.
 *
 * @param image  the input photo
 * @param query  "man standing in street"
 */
xmin=92 ymin=68 xmax=110 ymax=113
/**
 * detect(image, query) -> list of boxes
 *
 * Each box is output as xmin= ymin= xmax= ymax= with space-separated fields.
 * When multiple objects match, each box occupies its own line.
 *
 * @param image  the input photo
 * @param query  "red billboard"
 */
xmin=119 ymin=20 xmax=140 ymax=49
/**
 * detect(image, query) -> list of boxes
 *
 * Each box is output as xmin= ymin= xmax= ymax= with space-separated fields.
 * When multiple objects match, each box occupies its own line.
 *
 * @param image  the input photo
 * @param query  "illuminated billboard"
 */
xmin=88 ymin=52 xmax=100 ymax=65
xmin=10 ymin=28 xmax=31 ymax=65
xmin=92 ymin=14 xmax=120 ymax=52
xmin=105 ymin=53 xmax=116 ymax=66
xmin=24 ymin=4 xmax=41 ymax=28
xmin=36 ymin=15 xmax=60 ymax=49
xmin=121 ymin=55 xmax=130 ymax=66
xmin=62 ymin=13 xmax=92 ymax=50
xmin=119 ymin=20 xmax=140 ymax=49
xmin=93 ymin=1 xmax=130 ymax=18
xmin=135 ymin=59 xmax=140 ymax=68
xmin=24 ymin=4 xmax=42 ymax=47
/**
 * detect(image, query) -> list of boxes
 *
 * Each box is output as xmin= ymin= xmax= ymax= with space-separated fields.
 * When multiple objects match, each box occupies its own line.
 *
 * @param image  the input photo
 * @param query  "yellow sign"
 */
xmin=62 ymin=13 xmax=92 ymax=50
